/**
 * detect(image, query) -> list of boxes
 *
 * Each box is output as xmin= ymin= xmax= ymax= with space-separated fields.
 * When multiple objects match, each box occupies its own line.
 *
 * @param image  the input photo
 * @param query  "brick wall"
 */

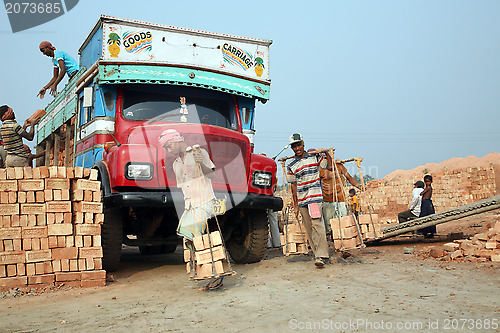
xmin=0 ymin=166 xmax=105 ymax=291
xmin=359 ymin=164 xmax=500 ymax=221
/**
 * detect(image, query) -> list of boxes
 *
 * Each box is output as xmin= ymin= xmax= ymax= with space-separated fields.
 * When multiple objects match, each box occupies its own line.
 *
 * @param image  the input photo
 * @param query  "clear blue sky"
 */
xmin=1 ymin=0 xmax=499 ymax=179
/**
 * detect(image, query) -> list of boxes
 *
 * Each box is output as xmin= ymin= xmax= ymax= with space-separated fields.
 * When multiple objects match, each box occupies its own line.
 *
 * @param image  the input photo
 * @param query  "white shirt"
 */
xmin=173 ymin=147 xmax=216 ymax=209
xmin=409 ymin=187 xmax=424 ymax=216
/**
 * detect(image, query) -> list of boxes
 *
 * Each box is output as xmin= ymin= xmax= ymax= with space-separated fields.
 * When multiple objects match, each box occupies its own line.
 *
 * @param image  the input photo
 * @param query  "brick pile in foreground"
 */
xmin=0 ymin=166 xmax=105 ymax=291
xmin=420 ymin=221 xmax=500 ymax=262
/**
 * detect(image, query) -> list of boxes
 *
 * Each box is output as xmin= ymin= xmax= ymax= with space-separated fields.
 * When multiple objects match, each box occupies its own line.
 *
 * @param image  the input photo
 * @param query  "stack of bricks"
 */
xmin=184 ymin=231 xmax=229 ymax=280
xmin=330 ymin=216 xmax=361 ymax=250
xmin=357 ymin=214 xmax=381 ymax=240
xmin=359 ymin=165 xmax=500 ymax=221
xmin=0 ymin=166 xmax=105 ymax=291
xmin=281 ymin=222 xmax=309 ymax=255
xmin=427 ymin=221 xmax=500 ymax=262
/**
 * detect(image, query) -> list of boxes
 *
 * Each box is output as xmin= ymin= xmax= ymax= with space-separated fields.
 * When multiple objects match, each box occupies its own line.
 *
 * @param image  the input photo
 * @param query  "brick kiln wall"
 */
xmin=358 ymin=164 xmax=500 ymax=221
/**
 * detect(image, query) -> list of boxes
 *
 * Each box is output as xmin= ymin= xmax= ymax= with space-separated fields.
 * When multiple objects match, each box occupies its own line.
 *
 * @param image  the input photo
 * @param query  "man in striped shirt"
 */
xmin=287 ymin=133 xmax=332 ymax=267
xmin=0 ymin=105 xmax=39 ymax=167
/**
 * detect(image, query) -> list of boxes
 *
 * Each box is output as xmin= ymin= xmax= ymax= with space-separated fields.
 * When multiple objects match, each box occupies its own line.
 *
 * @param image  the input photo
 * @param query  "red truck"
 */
xmin=36 ymin=16 xmax=282 ymax=271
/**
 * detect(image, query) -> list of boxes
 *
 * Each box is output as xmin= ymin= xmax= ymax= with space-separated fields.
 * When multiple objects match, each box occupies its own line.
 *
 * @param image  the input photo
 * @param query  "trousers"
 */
xmin=299 ymin=203 xmax=329 ymax=258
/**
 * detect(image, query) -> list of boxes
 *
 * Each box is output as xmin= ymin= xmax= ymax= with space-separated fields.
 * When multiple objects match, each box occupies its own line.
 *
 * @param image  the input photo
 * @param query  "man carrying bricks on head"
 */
xmin=0 ymin=105 xmax=40 ymax=168
xmin=287 ymin=133 xmax=332 ymax=268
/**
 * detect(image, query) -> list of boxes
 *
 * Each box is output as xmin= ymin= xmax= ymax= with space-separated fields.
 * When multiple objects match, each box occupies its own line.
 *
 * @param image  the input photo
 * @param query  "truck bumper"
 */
xmin=104 ymin=191 xmax=283 ymax=211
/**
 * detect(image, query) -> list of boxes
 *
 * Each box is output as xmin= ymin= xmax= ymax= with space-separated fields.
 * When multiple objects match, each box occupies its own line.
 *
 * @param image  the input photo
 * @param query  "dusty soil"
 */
xmin=1 ymin=214 xmax=499 ymax=333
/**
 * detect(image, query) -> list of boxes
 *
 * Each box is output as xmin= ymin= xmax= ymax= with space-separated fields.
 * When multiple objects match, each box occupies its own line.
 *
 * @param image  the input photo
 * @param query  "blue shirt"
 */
xmin=52 ymin=50 xmax=79 ymax=76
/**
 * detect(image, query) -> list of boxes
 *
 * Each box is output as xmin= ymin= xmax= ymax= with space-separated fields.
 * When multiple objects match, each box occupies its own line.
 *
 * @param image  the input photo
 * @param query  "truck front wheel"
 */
xmin=101 ymin=207 xmax=123 ymax=272
xmin=227 ymin=209 xmax=268 ymax=264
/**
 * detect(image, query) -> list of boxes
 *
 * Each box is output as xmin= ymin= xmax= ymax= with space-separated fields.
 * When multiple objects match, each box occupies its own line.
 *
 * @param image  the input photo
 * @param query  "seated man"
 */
xmin=398 ymin=181 xmax=424 ymax=223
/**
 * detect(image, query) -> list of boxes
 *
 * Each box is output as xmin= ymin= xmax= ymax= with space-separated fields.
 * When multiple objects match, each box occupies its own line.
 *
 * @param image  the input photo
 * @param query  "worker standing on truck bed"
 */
xmin=286 ymin=133 xmax=332 ymax=268
xmin=0 ymin=105 xmax=39 ymax=167
xmin=38 ymin=41 xmax=79 ymax=99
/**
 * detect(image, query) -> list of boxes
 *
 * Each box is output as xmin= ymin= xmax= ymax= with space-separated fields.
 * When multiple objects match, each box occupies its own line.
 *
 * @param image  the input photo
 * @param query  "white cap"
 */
xmin=289 ymin=133 xmax=303 ymax=144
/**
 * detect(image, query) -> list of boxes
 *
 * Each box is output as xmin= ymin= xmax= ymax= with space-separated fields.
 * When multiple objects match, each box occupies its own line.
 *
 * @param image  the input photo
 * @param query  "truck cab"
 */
xmin=37 ymin=16 xmax=282 ymax=271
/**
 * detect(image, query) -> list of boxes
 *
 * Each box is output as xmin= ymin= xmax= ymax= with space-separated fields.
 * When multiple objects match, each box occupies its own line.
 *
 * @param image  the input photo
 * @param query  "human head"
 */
xmin=0 ymin=105 xmax=14 ymax=121
xmin=414 ymin=180 xmax=424 ymax=188
xmin=39 ymin=41 xmax=55 ymax=57
xmin=159 ymin=129 xmax=184 ymax=155
xmin=349 ymin=188 xmax=356 ymax=197
xmin=289 ymin=133 xmax=305 ymax=157
xmin=423 ymin=175 xmax=433 ymax=185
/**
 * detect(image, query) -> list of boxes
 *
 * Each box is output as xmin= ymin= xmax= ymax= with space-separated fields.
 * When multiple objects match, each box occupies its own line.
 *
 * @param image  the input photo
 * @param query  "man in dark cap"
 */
xmin=38 ymin=41 xmax=79 ymax=98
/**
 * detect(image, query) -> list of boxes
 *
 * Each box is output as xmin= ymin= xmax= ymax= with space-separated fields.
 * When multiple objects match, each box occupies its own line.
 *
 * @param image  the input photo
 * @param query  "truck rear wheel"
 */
xmin=102 ymin=207 xmax=123 ymax=272
xmin=139 ymin=244 xmax=177 ymax=255
xmin=227 ymin=209 xmax=268 ymax=264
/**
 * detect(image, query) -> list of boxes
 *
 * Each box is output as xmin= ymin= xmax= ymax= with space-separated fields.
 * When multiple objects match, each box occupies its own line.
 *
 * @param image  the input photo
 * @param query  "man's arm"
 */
xmin=20 ymin=118 xmax=39 ymax=141
xmin=38 ymin=67 xmax=59 ymax=99
xmin=339 ymin=164 xmax=361 ymax=189
xmin=48 ymin=60 xmax=67 ymax=96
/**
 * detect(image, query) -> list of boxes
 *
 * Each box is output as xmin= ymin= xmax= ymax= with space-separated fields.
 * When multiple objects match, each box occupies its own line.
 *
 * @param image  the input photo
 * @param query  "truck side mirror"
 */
xmin=83 ymin=87 xmax=93 ymax=108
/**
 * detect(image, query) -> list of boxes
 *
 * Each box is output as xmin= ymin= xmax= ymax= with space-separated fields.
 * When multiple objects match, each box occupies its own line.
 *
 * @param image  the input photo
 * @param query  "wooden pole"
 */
xmin=64 ymin=121 xmax=72 ymax=167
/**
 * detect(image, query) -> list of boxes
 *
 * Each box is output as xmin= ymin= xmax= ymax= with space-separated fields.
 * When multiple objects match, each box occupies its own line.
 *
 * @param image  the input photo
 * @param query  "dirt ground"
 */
xmin=1 ymin=213 xmax=499 ymax=333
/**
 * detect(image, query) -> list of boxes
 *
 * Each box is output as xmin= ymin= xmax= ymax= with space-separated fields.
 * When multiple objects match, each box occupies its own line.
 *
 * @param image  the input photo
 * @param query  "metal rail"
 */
xmin=365 ymin=194 xmax=500 ymax=243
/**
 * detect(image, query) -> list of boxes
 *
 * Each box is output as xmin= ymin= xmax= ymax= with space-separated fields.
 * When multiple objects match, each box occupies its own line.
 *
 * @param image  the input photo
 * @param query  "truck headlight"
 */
xmin=125 ymin=162 xmax=153 ymax=181
xmin=252 ymin=171 xmax=272 ymax=189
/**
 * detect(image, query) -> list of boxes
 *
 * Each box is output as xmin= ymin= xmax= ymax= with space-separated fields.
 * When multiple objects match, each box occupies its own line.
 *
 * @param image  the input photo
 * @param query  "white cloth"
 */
xmin=409 ymin=188 xmax=424 ymax=216
xmin=173 ymin=147 xmax=216 ymax=209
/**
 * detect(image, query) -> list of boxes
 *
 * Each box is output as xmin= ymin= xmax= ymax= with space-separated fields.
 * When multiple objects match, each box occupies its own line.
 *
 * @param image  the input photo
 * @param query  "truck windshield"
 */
xmin=122 ymin=85 xmax=233 ymax=129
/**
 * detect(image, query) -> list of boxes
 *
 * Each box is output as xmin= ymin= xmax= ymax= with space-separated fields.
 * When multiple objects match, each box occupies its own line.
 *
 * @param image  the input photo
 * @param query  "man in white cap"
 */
xmin=286 ymin=133 xmax=332 ymax=268
xmin=159 ymin=129 xmax=216 ymax=241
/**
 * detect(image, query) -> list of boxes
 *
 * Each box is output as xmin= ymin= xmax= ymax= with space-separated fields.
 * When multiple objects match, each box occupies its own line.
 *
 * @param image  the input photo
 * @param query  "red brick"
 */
xmin=26 ymin=191 xmax=35 ymax=203
xmin=65 ymin=236 xmax=74 ymax=247
xmin=66 ymin=167 xmax=74 ymax=179
xmin=83 ymin=168 xmax=91 ymax=178
xmin=48 ymin=224 xmax=73 ymax=236
xmin=0 ymin=169 xmax=6 ymax=180
xmin=75 ymin=224 xmax=100 ymax=236
xmin=4 ymin=240 xmax=14 ymax=251
xmin=60 ymin=259 xmax=70 ymax=272
xmin=94 ymin=258 xmax=102 ymax=270
xmin=31 ymin=167 xmax=41 ymax=179
xmin=0 ymin=251 xmax=25 ymax=264
xmin=48 ymin=236 xmax=58 ymax=248
xmin=55 ymin=271 xmax=82 ymax=282
xmin=57 ymin=236 xmax=66 ymax=248
xmin=83 ymin=236 xmax=92 ymax=247
xmin=73 ymin=201 xmax=103 ymax=214
xmin=48 ymin=166 xmax=58 ymax=178
xmin=81 ymin=270 xmax=106 ymax=280
xmin=75 ymin=236 xmax=83 ymax=247
xmin=64 ymin=212 xmax=72 ymax=224
xmin=18 ymin=179 xmax=44 ymax=192
xmin=0 ymin=192 xmax=8 ymax=204
xmin=46 ymin=213 xmax=55 ymax=224
xmin=89 ymin=169 xmax=98 ymax=181
xmin=52 ymin=260 xmax=61 ymax=272
xmin=55 ymin=280 xmax=81 ymax=288
xmin=78 ymin=258 xmax=86 ymax=270
xmin=35 ymin=262 xmax=45 ymax=275
xmin=51 ymin=247 xmax=78 ymax=260
xmin=73 ymin=179 xmax=100 ymax=192
xmin=6 ymin=168 xmax=15 ymax=180
xmin=69 ymin=259 xmax=78 ymax=271
xmin=61 ymin=190 xmax=70 ymax=201
xmin=0 ymin=265 xmax=5 ymax=277
xmin=28 ymin=274 xmax=55 ymax=285
xmin=38 ymin=166 xmax=49 ymax=178
xmin=25 ymin=250 xmax=51 ymax=263
xmin=6 ymin=264 xmax=17 ymax=277
xmin=17 ymin=192 xmax=26 ymax=203
xmin=20 ymin=204 xmax=46 ymax=215
xmin=35 ymin=191 xmax=45 ymax=203
xmin=57 ymin=167 xmax=67 ymax=179
xmin=11 ymin=215 xmax=20 ymax=227
xmin=81 ymin=279 xmax=105 ymax=288
xmin=74 ymin=167 xmax=84 ymax=178
xmin=84 ymin=190 xmax=93 ymax=202
xmin=16 ymin=263 xmax=25 ymax=276
xmin=85 ymin=257 xmax=94 ymax=270
xmin=78 ymin=247 xmax=103 ymax=258
xmin=44 ymin=261 xmax=53 ymax=274
xmin=37 ymin=214 xmax=46 ymax=226
xmin=45 ymin=177 xmax=70 ymax=190
xmin=22 ymin=238 xmax=32 ymax=251
xmin=55 ymin=213 xmax=64 ymax=223
xmin=73 ymin=212 xmax=84 ymax=224
xmin=14 ymin=167 xmax=24 ymax=179
xmin=0 ymin=276 xmax=27 ymax=290
xmin=0 ymin=227 xmax=21 ymax=239
xmin=8 ymin=192 xmax=17 ymax=203
xmin=72 ymin=189 xmax=84 ymax=201
xmin=23 ymin=167 xmax=33 ymax=179
xmin=0 ymin=180 xmax=18 ymax=191
xmin=22 ymin=226 xmax=47 ymax=239
xmin=26 ymin=263 xmax=35 ymax=276
xmin=84 ymin=212 xmax=94 ymax=224
xmin=13 ymin=239 xmax=21 ymax=251
xmin=44 ymin=189 xmax=53 ymax=201
xmin=46 ymin=201 xmax=72 ymax=213
xmin=0 ymin=204 xmax=19 ymax=216
xmin=93 ymin=191 xmax=102 ymax=202
xmin=53 ymin=190 xmax=62 ymax=201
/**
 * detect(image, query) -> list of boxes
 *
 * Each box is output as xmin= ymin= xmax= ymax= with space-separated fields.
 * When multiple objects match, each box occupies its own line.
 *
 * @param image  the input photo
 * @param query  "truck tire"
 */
xmin=227 ymin=209 xmax=268 ymax=264
xmin=101 ymin=207 xmax=123 ymax=272
xmin=139 ymin=244 xmax=176 ymax=255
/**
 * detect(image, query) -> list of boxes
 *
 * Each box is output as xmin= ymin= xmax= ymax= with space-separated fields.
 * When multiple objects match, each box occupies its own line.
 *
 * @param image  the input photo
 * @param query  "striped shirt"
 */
xmin=287 ymin=153 xmax=327 ymax=207
xmin=0 ymin=120 xmax=28 ymax=158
